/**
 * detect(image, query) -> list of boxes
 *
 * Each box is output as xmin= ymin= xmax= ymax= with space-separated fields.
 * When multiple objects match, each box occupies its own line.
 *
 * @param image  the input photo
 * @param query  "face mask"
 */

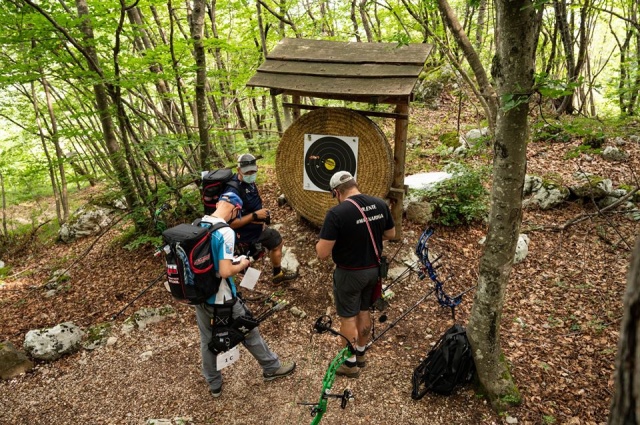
xmin=243 ymin=173 xmax=257 ymax=184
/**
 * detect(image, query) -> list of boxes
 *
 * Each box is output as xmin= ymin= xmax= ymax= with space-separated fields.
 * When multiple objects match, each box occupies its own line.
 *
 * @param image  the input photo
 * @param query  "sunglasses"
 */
xmin=239 ymin=159 xmax=257 ymax=167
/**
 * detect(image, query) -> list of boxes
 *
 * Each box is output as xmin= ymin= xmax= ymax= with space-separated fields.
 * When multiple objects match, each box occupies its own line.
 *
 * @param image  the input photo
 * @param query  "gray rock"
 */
xmin=59 ymin=205 xmax=113 ymax=243
xmin=127 ymin=306 xmax=176 ymax=331
xmin=514 ymin=234 xmax=530 ymax=264
xmin=388 ymin=266 xmax=408 ymax=281
xmin=611 ymin=188 xmax=628 ymax=198
xmin=569 ymin=176 xmax=612 ymax=200
xmin=281 ymin=246 xmax=299 ymax=273
xmin=406 ymin=201 xmax=433 ymax=225
xmin=453 ymin=145 xmax=468 ymax=156
xmin=463 ymin=127 xmax=489 ymax=147
xmin=404 ymin=172 xmax=453 ymax=206
xmin=523 ymin=175 xmax=542 ymax=196
xmin=523 ymin=183 xmax=570 ymax=210
xmin=289 ymin=306 xmax=307 ymax=319
xmin=45 ymin=269 xmax=71 ymax=290
xmin=602 ymin=146 xmax=629 ymax=162
xmin=614 ymin=136 xmax=627 ymax=146
xmin=597 ymin=196 xmax=620 ymax=209
xmin=0 ymin=341 xmax=34 ymax=379
xmin=23 ymin=322 xmax=84 ymax=361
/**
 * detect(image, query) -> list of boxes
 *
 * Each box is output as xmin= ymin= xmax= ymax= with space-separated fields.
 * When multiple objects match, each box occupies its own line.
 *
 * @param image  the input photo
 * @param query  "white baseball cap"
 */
xmin=329 ymin=171 xmax=354 ymax=190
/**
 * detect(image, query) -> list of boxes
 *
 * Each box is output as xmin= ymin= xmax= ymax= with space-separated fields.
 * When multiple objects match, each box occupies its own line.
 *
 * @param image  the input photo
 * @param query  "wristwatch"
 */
xmin=252 ymin=212 xmax=258 ymax=221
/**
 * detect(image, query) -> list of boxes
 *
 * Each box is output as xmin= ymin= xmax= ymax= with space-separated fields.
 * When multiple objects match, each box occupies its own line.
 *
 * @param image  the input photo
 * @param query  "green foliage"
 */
xmin=86 ymin=322 xmax=112 ymax=343
xmin=501 ymin=93 xmax=532 ymax=112
xmin=581 ymin=133 xmax=606 ymax=149
xmin=0 ymin=263 xmax=11 ymax=279
xmin=532 ymin=116 xmax=610 ymax=144
xmin=421 ymin=163 xmax=489 ymax=226
xmin=439 ymin=131 xmax=459 ymax=148
xmin=564 ymin=144 xmax=602 ymax=159
xmin=123 ymin=234 xmax=163 ymax=252
xmin=532 ymin=123 xmax=571 ymax=143
xmin=534 ymin=73 xmax=583 ymax=99
xmin=542 ymin=415 xmax=556 ymax=424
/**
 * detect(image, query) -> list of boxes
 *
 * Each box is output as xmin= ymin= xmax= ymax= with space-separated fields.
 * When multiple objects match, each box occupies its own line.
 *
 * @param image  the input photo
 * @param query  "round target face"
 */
xmin=303 ymin=134 xmax=358 ymax=192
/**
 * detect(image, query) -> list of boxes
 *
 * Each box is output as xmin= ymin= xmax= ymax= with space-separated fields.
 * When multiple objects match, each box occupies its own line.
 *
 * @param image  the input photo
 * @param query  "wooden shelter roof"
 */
xmin=246 ymin=38 xmax=432 ymax=105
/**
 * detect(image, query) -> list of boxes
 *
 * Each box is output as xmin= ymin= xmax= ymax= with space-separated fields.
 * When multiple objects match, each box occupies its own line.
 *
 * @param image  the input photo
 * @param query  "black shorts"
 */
xmin=257 ymin=227 xmax=282 ymax=250
xmin=332 ymin=267 xmax=378 ymax=317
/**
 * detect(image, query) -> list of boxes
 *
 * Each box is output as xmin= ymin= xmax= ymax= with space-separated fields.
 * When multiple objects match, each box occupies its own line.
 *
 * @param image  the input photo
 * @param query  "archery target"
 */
xmin=303 ymin=134 xmax=358 ymax=192
xmin=276 ymin=107 xmax=393 ymax=226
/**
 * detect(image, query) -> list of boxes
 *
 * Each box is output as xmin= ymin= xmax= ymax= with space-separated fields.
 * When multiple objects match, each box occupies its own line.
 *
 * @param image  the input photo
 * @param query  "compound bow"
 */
xmin=302 ymin=227 xmax=475 ymax=423
xmin=298 ymin=316 xmax=355 ymax=425
xmin=415 ymin=227 xmax=476 ymax=321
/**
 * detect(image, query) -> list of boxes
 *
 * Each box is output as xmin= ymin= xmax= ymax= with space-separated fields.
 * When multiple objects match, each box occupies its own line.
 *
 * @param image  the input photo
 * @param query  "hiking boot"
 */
xmin=263 ymin=361 xmax=296 ymax=381
xmin=336 ymin=362 xmax=361 ymax=378
xmin=272 ymin=270 xmax=298 ymax=285
xmin=210 ymin=386 xmax=222 ymax=398
xmin=356 ymin=351 xmax=366 ymax=368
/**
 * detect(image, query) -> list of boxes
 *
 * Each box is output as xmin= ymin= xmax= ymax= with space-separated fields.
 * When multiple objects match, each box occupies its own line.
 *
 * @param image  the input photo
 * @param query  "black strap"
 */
xmin=345 ymin=198 xmax=380 ymax=265
xmin=226 ymin=178 xmax=247 ymax=204
xmin=208 ymin=222 xmax=229 ymax=233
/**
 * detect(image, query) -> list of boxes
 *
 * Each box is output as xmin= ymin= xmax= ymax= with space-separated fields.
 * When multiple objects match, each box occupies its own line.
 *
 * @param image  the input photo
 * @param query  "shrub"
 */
xmin=422 ymin=163 xmax=489 ymax=226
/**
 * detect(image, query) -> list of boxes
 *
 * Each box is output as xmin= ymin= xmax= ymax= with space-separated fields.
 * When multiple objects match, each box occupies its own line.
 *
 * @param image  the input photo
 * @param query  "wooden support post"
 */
xmin=291 ymin=95 xmax=301 ymax=121
xmin=391 ymin=103 xmax=409 ymax=241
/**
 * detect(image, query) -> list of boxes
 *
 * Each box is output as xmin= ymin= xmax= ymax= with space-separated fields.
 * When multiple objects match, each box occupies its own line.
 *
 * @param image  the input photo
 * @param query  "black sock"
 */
xmin=343 ymin=360 xmax=357 ymax=367
xmin=273 ymin=267 xmax=281 ymax=276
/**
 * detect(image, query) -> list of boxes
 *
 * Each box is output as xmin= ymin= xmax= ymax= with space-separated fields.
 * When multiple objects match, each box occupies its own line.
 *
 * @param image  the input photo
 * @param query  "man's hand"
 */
xmin=252 ymin=208 xmax=270 ymax=222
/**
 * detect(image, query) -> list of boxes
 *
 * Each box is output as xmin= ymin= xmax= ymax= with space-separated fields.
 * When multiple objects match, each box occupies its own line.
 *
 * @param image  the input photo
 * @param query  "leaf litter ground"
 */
xmin=1 ymin=109 xmax=639 ymax=425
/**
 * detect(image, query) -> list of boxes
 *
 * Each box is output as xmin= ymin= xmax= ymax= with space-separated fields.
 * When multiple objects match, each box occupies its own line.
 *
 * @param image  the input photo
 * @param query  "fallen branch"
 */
xmin=37 ymin=211 xmax=131 ymax=289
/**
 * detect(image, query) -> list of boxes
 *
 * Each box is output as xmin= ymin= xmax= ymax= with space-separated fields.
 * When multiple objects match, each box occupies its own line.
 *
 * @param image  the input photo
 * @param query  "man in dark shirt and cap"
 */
xmin=316 ymin=171 xmax=395 ymax=378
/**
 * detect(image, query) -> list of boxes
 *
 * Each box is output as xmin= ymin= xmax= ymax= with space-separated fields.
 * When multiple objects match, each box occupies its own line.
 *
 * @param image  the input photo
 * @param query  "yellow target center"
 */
xmin=324 ymin=158 xmax=336 ymax=171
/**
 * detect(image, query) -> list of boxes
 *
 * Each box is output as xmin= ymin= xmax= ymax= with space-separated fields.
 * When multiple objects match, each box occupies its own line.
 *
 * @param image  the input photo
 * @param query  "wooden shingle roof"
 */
xmin=246 ymin=38 xmax=432 ymax=105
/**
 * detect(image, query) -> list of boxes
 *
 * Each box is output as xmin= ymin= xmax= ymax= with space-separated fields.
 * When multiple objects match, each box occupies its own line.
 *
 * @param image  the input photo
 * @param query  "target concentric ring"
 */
xmin=304 ymin=135 xmax=357 ymax=191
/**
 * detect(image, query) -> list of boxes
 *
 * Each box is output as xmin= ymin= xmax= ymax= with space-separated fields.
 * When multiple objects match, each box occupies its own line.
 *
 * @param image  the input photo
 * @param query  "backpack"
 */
xmin=201 ymin=169 xmax=243 ymax=215
xmin=411 ymin=324 xmax=475 ymax=398
xmin=162 ymin=222 xmax=229 ymax=305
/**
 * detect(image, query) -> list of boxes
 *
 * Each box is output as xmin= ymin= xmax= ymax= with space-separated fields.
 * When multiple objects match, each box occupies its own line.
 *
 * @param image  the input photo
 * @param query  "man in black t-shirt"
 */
xmin=316 ymin=171 xmax=395 ymax=378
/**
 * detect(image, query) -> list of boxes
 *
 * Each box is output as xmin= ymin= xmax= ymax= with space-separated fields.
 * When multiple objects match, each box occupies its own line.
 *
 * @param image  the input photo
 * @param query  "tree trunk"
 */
xmin=126 ymin=6 xmax=183 ymax=135
xmin=30 ymin=80 xmax=62 ymax=224
xmin=41 ymin=76 xmax=70 ymax=223
xmin=608 ymin=235 xmax=640 ymax=424
xmin=359 ymin=0 xmax=373 ymax=42
xmin=0 ymin=171 xmax=6 ymax=237
xmin=190 ymin=0 xmax=210 ymax=170
xmin=474 ymin=0 xmax=487 ymax=50
xmin=74 ymin=0 xmax=138 ymax=210
xmin=436 ymin=0 xmax=498 ymax=132
xmin=466 ymin=0 xmax=541 ymax=412
xmin=350 ymin=0 xmax=361 ymax=41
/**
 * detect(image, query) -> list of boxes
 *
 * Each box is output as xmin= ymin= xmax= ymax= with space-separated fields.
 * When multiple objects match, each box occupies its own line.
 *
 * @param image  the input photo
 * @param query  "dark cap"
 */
xmin=237 ymin=153 xmax=258 ymax=173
